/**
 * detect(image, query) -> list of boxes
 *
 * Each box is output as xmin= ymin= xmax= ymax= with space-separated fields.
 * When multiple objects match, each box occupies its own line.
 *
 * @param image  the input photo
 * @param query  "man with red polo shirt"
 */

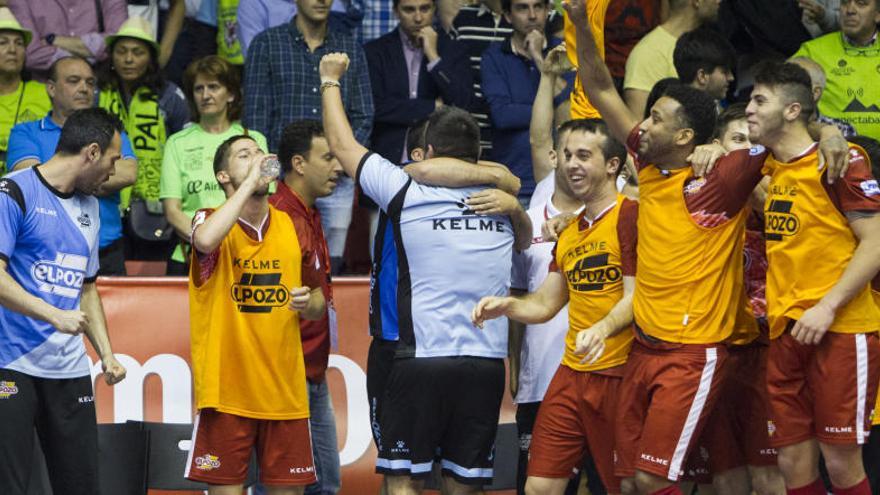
xmin=269 ymin=120 xmax=343 ymax=495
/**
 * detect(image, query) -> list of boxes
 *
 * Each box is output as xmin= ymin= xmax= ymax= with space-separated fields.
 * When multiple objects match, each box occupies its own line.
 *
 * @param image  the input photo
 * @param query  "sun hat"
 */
xmin=105 ymin=16 xmax=160 ymax=54
xmin=0 ymin=7 xmax=32 ymax=46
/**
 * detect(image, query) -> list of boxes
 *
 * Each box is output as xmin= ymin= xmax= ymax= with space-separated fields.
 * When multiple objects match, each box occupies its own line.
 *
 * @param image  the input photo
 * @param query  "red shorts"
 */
xmin=767 ymin=331 xmax=880 ymax=447
xmin=527 ymin=365 xmax=622 ymax=493
xmin=614 ymin=340 xmax=728 ymax=482
xmin=686 ymin=344 xmax=776 ymax=481
xmin=185 ymin=408 xmax=316 ymax=486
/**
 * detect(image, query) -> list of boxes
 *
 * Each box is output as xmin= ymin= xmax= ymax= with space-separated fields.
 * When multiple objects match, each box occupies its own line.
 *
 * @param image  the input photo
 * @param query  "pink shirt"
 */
xmin=9 ymin=0 xmax=128 ymax=73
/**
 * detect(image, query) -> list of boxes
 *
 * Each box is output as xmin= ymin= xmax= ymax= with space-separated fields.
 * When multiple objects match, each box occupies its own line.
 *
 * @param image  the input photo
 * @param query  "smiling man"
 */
xmin=746 ymin=60 xmax=880 ymax=495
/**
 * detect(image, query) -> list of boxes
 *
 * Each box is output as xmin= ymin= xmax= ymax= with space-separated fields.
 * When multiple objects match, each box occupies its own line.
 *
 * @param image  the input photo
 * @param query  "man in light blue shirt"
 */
xmin=7 ymin=56 xmax=138 ymax=275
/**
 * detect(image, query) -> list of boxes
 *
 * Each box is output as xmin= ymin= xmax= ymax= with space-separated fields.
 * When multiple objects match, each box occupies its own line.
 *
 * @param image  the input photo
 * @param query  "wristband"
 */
xmin=320 ymin=80 xmax=341 ymax=93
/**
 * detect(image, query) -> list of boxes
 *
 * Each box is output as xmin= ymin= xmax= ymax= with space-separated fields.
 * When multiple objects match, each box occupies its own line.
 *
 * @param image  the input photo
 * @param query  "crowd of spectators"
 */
xmin=0 ymin=0 xmax=877 ymax=276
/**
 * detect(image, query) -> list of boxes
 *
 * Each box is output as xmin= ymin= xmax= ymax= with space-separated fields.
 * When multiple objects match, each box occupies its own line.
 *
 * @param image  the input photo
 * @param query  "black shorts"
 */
xmin=367 ymin=337 xmax=398 ymax=450
xmin=0 ymin=368 xmax=98 ymax=495
xmin=375 ymin=356 xmax=505 ymax=485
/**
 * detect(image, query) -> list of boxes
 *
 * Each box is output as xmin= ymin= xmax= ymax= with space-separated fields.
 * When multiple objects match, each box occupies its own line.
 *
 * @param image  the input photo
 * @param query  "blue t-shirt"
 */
xmin=357 ymin=152 xmax=514 ymax=359
xmin=6 ymin=114 xmax=137 ymax=248
xmin=0 ymin=168 xmax=100 ymax=378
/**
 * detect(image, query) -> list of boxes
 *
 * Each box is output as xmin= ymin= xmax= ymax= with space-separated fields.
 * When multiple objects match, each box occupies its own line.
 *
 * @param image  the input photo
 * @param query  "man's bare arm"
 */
xmin=96 ymin=158 xmax=138 ymax=194
xmin=791 ymin=213 xmax=880 ymax=344
xmin=530 ymin=44 xmax=571 ymax=183
xmin=473 ymin=272 xmax=569 ymax=327
xmin=80 ymin=282 xmax=126 ymax=385
xmin=404 ymin=159 xmax=521 ymax=196
xmin=565 ymin=0 xmax=639 ymax=144
xmin=0 ymin=259 xmax=87 ymax=334
xmin=320 ymin=53 xmax=369 ymax=180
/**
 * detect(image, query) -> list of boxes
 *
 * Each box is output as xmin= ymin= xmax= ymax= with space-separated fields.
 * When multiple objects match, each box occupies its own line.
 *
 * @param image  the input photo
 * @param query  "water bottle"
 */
xmin=260 ymin=155 xmax=281 ymax=179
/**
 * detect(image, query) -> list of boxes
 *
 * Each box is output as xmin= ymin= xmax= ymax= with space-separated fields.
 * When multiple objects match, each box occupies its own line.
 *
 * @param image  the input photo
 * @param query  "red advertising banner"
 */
xmin=86 ymin=277 xmax=516 ymax=495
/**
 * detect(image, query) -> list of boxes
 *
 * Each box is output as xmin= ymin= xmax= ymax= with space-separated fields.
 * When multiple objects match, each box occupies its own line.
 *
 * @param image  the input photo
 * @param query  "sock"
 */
xmin=787 ymin=478 xmax=827 ymax=495
xmin=833 ymin=478 xmax=871 ymax=495
xmin=649 ymin=484 xmax=684 ymax=495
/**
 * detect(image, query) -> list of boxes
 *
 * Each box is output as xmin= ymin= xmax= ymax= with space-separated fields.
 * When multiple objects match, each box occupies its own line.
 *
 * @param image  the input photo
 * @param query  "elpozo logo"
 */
xmin=230 ymin=272 xmax=289 ymax=313
xmin=195 ymin=454 xmax=221 ymax=471
xmin=31 ymin=253 xmax=88 ymax=298
xmin=0 ymin=381 xmax=19 ymax=399
xmin=765 ymin=199 xmax=800 ymax=241
xmin=565 ymin=253 xmax=621 ymax=292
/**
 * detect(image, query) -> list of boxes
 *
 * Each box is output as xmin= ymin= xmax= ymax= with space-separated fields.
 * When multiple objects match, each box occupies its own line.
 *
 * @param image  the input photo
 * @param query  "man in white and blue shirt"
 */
xmin=0 ymin=108 xmax=128 ymax=495
xmin=320 ymin=52 xmax=531 ymax=494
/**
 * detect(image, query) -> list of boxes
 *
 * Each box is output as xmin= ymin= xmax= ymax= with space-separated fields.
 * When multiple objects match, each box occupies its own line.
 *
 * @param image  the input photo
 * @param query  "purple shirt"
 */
xmin=9 ymin=0 xmax=128 ymax=74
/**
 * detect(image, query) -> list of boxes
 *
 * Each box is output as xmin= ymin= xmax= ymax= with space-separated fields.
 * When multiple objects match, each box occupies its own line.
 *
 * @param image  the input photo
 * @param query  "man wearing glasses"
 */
xmin=793 ymin=0 xmax=880 ymax=139
xmin=6 ymin=56 xmax=138 ymax=275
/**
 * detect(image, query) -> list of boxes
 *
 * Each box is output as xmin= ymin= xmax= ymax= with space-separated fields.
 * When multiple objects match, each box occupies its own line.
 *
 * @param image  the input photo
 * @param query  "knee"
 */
xmin=749 ymin=467 xmax=785 ymax=495
xmin=524 ymin=478 xmax=546 ymax=495
xmin=822 ymin=446 xmax=865 ymax=488
xmin=621 ymin=478 xmax=639 ymax=495
xmin=634 ymin=470 xmax=669 ymax=495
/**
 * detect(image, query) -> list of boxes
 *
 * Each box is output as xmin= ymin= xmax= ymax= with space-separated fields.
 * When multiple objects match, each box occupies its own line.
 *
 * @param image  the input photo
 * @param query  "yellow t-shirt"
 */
xmin=563 ymin=0 xmax=611 ymax=119
xmin=189 ymin=206 xmax=310 ymax=420
xmin=762 ymin=144 xmax=880 ymax=339
xmin=554 ymin=195 xmax=636 ymax=371
xmin=0 ymin=81 xmax=51 ymax=174
xmin=634 ymin=166 xmax=748 ymax=344
xmin=623 ymin=25 xmax=678 ymax=92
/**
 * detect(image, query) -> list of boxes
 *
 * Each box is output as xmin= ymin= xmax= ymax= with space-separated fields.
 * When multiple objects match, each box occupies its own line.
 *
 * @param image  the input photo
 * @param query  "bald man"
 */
xmin=789 ymin=56 xmax=857 ymax=138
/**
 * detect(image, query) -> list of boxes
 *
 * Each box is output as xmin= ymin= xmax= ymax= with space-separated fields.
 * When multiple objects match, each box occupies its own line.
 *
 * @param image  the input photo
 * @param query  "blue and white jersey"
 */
xmin=358 ymin=152 xmax=514 ymax=359
xmin=0 ymin=168 xmax=100 ymax=378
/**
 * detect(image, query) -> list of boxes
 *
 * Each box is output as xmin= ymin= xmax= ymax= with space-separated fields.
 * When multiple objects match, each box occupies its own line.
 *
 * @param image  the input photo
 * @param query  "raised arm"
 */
xmin=190 ymin=156 xmax=273 ymax=254
xmin=403 ymin=159 xmax=521 ymax=196
xmin=530 ymin=45 xmax=570 ymax=184
xmin=564 ymin=0 xmax=639 ymax=144
xmin=320 ymin=53 xmax=370 ymax=179
xmin=472 ymin=271 xmax=570 ymax=327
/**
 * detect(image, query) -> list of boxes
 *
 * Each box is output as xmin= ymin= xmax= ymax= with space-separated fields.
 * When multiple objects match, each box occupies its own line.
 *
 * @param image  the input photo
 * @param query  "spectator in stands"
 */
xmin=672 ymin=26 xmax=735 ymax=106
xmin=603 ymin=0 xmax=662 ymax=92
xmin=0 ymin=8 xmax=50 ymax=174
xmin=124 ymin=0 xmax=186 ymax=68
xmin=194 ymin=0 xmax=246 ymax=65
xmin=160 ymin=55 xmax=267 ymax=275
xmin=162 ymin=0 xmax=219 ymax=86
xmin=0 ymin=107 xmax=127 ymax=495
xmin=482 ymin=0 xmax=572 ymax=205
xmin=7 ymin=56 xmax=138 ymax=275
xmin=365 ymin=0 xmax=473 ymax=165
xmin=270 ymin=120 xmax=342 ymax=495
xmin=789 ymin=56 xmax=857 ymax=137
xmin=238 ymin=0 xmax=360 ymax=58
xmin=97 ymin=16 xmax=190 ymax=259
xmin=793 ymin=0 xmax=880 ymax=139
xmin=8 ymin=0 xmax=128 ymax=76
xmin=800 ymin=0 xmax=841 ymax=37
xmin=358 ymin=0 xmax=397 ymax=41
xmin=244 ymin=0 xmax=373 ymax=273
xmin=451 ymin=0 xmax=512 ymax=156
xmin=623 ymin=0 xmax=720 ymax=118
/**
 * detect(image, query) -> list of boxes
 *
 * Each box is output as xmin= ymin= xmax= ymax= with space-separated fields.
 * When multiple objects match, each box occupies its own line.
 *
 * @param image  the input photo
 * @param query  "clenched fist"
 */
xmin=319 ymin=53 xmax=350 ymax=82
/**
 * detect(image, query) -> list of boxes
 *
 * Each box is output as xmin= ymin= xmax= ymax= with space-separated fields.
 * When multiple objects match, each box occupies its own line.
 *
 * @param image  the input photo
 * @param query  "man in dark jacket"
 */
xmin=365 ymin=0 xmax=473 ymax=164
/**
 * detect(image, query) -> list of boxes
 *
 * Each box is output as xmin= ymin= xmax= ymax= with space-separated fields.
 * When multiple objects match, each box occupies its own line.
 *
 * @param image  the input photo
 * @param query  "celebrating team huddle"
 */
xmin=326 ymin=0 xmax=880 ymax=493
